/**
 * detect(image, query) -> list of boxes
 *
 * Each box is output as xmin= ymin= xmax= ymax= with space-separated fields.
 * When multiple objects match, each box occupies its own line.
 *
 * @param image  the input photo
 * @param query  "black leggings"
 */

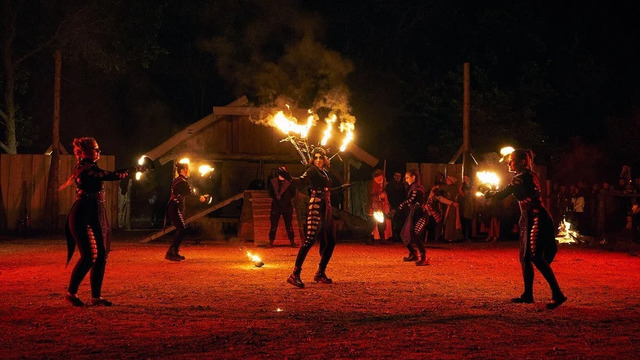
xmin=521 ymin=253 xmax=563 ymax=298
xmin=167 ymin=201 xmax=186 ymax=251
xmin=294 ymin=219 xmax=335 ymax=271
xmin=68 ymin=222 xmax=107 ymax=298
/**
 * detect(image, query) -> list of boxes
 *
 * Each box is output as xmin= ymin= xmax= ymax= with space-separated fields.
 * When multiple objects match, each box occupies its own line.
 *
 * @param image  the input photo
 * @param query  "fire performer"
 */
xmin=64 ymin=137 xmax=144 ymax=306
xmin=367 ymin=169 xmax=392 ymax=244
xmin=267 ymin=165 xmax=298 ymax=248
xmin=164 ymin=161 xmax=209 ymax=261
xmin=485 ymin=149 xmax=567 ymax=309
xmin=287 ymin=147 xmax=345 ymax=288
xmin=396 ymin=169 xmax=429 ymax=266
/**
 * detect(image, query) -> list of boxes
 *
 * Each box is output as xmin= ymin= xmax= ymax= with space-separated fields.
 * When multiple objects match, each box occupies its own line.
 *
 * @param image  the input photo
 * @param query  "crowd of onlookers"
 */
xmin=367 ymin=165 xmax=640 ymax=244
xmin=549 ymin=174 xmax=640 ymax=243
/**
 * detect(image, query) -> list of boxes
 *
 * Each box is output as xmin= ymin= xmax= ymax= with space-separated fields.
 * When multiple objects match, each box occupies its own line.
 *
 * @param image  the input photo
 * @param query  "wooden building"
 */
xmin=138 ymin=96 xmax=377 ymax=244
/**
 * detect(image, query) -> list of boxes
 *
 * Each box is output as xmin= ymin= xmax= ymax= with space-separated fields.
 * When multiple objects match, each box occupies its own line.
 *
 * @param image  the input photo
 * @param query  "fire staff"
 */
xmin=486 ymin=149 xmax=567 ymax=309
xmin=287 ymin=147 xmax=345 ymax=288
xmin=64 ymin=137 xmax=142 ymax=307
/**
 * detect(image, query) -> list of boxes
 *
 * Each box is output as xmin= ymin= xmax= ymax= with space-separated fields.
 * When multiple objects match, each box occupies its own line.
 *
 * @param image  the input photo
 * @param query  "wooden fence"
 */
xmin=0 ymin=154 xmax=118 ymax=231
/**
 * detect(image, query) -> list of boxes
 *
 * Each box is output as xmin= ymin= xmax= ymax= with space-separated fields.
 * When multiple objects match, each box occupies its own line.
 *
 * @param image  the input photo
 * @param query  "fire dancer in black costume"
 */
xmin=397 ymin=169 xmax=429 ymax=266
xmin=64 ymin=137 xmax=143 ymax=307
xmin=287 ymin=148 xmax=347 ymax=288
xmin=267 ymin=165 xmax=298 ymax=248
xmin=486 ymin=149 xmax=567 ymax=309
xmin=165 ymin=161 xmax=209 ymax=261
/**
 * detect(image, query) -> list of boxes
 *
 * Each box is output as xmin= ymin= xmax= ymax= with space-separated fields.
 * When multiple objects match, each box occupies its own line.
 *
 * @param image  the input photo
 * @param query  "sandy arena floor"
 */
xmin=1 ymin=234 xmax=639 ymax=359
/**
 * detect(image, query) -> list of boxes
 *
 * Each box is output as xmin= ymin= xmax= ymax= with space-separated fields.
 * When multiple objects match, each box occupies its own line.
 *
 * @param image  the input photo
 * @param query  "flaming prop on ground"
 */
xmin=246 ymin=251 xmax=264 ymax=267
xmin=556 ymin=218 xmax=578 ymax=244
xmin=475 ymin=171 xmax=501 ymax=197
xmin=267 ymin=107 xmax=355 ymax=165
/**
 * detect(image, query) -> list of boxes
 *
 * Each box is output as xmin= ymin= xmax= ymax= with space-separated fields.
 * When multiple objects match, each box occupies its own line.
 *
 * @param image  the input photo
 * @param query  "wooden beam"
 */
xmin=139 ymin=192 xmax=244 ymax=243
xmin=158 ymin=152 xmax=303 ymax=165
xmin=347 ymin=143 xmax=378 ymax=167
xmin=144 ymin=96 xmax=248 ymax=161
xmin=212 ymin=106 xmax=309 ymax=120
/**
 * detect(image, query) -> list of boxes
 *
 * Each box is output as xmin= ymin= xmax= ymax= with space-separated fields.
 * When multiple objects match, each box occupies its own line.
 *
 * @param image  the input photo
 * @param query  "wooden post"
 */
xmin=462 ymin=62 xmax=470 ymax=180
xmin=44 ymin=50 xmax=61 ymax=229
xmin=343 ymin=157 xmax=350 ymax=211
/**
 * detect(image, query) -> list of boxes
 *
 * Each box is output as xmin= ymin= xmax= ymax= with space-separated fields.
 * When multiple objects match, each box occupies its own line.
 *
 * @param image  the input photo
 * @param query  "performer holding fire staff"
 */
xmin=164 ymin=161 xmax=209 ymax=261
xmin=485 ymin=149 xmax=567 ymax=309
xmin=396 ymin=169 xmax=429 ymax=266
xmin=287 ymin=147 xmax=346 ymax=288
xmin=64 ymin=137 xmax=147 ymax=306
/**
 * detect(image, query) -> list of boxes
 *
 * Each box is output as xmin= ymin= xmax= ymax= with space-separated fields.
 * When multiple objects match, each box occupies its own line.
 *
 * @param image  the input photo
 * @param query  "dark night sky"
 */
xmin=6 ymin=0 xmax=640 ymax=182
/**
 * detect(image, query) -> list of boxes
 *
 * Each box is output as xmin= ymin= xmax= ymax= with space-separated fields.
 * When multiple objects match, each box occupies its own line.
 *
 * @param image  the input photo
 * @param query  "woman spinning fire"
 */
xmin=486 ymin=149 xmax=567 ymax=309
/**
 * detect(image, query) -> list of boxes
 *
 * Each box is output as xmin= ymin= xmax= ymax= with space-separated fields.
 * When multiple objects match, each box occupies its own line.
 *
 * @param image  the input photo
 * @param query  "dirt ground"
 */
xmin=1 ymin=232 xmax=639 ymax=360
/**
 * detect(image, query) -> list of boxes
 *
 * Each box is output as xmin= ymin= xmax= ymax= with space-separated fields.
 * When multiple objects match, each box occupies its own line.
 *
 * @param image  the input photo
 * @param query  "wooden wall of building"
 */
xmin=0 ymin=154 xmax=118 ymax=231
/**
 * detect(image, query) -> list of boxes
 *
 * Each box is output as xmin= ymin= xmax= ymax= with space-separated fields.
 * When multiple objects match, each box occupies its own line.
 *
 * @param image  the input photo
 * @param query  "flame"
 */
xmin=135 ymin=172 xmax=142 ymax=180
xmin=247 ymin=251 xmax=261 ymax=263
xmin=499 ymin=146 xmax=515 ymax=162
xmin=556 ymin=218 xmax=577 ymax=244
xmin=178 ymin=158 xmax=190 ymax=164
xmin=198 ymin=165 xmax=214 ymax=176
xmin=476 ymin=171 xmax=500 ymax=188
xmin=321 ymin=114 xmax=337 ymax=146
xmin=270 ymin=111 xmax=314 ymax=139
xmin=475 ymin=191 xmax=484 ymax=197
xmin=137 ymin=155 xmax=148 ymax=166
xmin=373 ymin=210 xmax=385 ymax=223
xmin=339 ymin=121 xmax=354 ymax=151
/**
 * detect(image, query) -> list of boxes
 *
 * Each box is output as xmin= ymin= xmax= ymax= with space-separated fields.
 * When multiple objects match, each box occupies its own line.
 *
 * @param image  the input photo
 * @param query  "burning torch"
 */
xmin=135 ymin=155 xmax=154 ymax=180
xmin=475 ymin=171 xmax=501 ymax=197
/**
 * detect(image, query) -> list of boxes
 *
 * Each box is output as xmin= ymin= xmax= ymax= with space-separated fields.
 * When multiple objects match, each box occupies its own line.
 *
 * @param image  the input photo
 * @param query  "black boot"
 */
xmin=165 ymin=247 xmax=183 ymax=261
xmin=289 ymin=238 xmax=298 ymax=248
xmin=511 ymin=293 xmax=534 ymax=303
xmin=415 ymin=254 xmax=429 ymax=266
xmin=314 ymin=266 xmax=333 ymax=284
xmin=546 ymin=293 xmax=567 ymax=309
xmin=287 ymin=267 xmax=304 ymax=288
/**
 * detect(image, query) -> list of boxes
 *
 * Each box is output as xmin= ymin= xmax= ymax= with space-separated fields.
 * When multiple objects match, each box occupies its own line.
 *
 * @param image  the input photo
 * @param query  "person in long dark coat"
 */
xmin=64 ymin=137 xmax=138 ymax=307
xmin=267 ymin=165 xmax=297 ymax=248
xmin=487 ymin=149 xmax=567 ymax=309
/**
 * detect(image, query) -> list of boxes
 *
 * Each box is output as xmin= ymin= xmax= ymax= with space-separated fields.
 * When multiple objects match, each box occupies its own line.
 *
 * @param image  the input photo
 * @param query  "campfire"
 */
xmin=556 ymin=218 xmax=578 ymax=244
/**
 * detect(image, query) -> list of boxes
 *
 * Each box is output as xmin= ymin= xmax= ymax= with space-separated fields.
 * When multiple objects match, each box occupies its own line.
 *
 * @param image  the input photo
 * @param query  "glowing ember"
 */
xmin=339 ymin=121 xmax=354 ymax=151
xmin=247 ymin=251 xmax=264 ymax=267
xmin=556 ymin=218 xmax=577 ymax=244
xmin=499 ymin=146 xmax=515 ymax=162
xmin=198 ymin=165 xmax=214 ymax=177
xmin=270 ymin=111 xmax=314 ymax=139
xmin=321 ymin=114 xmax=337 ymax=146
xmin=276 ymin=308 xmax=283 ymax=312
xmin=373 ymin=210 xmax=385 ymax=223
